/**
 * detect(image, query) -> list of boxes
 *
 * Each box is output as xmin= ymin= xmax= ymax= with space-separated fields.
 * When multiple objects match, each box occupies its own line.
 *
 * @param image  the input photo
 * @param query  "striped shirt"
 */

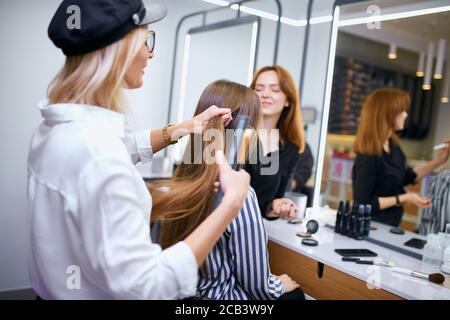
xmin=197 ymin=187 xmax=285 ymax=300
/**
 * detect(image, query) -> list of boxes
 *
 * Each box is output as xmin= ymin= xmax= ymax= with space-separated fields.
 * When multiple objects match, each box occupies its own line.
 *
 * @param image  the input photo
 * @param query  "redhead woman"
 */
xmin=247 ymin=65 xmax=306 ymax=220
xmin=27 ymin=0 xmax=249 ymax=299
xmin=353 ymin=88 xmax=449 ymax=227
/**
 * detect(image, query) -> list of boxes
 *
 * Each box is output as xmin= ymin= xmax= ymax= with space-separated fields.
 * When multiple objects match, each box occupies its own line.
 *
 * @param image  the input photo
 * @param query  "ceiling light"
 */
xmin=416 ymin=52 xmax=425 ymax=77
xmin=310 ymin=15 xmax=333 ymax=24
xmin=200 ymin=0 xmax=329 ymax=28
xmin=434 ymin=38 xmax=446 ymax=79
xmin=441 ymin=63 xmax=449 ymax=103
xmin=422 ymin=42 xmax=435 ymax=90
xmin=201 ymin=0 xmax=229 ymax=6
xmin=238 ymin=5 xmax=279 ymax=21
xmin=339 ymin=5 xmax=450 ymax=27
xmin=388 ymin=43 xmax=397 ymax=60
xmin=280 ymin=16 xmax=307 ymax=27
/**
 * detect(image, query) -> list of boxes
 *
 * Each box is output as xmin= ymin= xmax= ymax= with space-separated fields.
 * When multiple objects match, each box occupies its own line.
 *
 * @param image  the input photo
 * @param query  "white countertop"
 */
xmin=264 ymin=218 xmax=450 ymax=300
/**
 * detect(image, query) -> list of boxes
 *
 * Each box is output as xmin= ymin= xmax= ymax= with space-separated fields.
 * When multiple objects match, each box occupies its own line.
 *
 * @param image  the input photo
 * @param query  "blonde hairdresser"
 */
xmin=28 ymin=0 xmax=249 ymax=299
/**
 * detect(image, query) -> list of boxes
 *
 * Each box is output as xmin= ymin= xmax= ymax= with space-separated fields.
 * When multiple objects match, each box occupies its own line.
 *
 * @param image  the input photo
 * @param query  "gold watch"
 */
xmin=161 ymin=124 xmax=177 ymax=145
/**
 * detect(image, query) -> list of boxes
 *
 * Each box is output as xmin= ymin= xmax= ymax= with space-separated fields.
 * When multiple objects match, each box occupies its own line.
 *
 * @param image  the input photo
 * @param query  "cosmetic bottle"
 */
xmin=363 ymin=204 xmax=371 ymax=237
xmin=348 ymin=203 xmax=358 ymax=238
xmin=354 ymin=204 xmax=365 ymax=240
xmin=340 ymin=201 xmax=350 ymax=235
xmin=341 ymin=201 xmax=352 ymax=236
xmin=335 ymin=201 xmax=344 ymax=233
xmin=422 ymin=234 xmax=443 ymax=273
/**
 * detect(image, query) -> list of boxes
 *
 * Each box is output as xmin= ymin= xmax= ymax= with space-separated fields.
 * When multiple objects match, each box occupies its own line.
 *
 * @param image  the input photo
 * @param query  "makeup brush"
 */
xmin=392 ymin=267 xmax=446 ymax=284
xmin=355 ymin=257 xmax=395 ymax=267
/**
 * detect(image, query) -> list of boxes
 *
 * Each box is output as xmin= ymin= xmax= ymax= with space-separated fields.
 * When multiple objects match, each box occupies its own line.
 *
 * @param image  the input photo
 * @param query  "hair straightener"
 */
xmin=213 ymin=115 xmax=249 ymax=208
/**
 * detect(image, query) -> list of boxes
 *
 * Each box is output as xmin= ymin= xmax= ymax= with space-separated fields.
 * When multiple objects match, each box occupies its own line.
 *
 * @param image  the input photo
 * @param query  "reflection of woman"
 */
xmin=353 ymin=88 xmax=450 ymax=227
xmin=27 ymin=0 xmax=250 ymax=299
xmin=150 ymin=80 xmax=302 ymax=300
xmin=247 ymin=65 xmax=306 ymax=219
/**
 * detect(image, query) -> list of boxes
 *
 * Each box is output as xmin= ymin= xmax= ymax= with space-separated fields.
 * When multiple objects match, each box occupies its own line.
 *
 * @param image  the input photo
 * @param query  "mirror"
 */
xmin=171 ymin=15 xmax=260 ymax=162
xmin=318 ymin=1 xmax=450 ymax=240
xmin=147 ymin=0 xmax=317 ymax=212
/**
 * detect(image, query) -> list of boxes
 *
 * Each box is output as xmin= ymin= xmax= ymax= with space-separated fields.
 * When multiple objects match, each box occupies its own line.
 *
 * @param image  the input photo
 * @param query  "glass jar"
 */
xmin=422 ymin=234 xmax=443 ymax=272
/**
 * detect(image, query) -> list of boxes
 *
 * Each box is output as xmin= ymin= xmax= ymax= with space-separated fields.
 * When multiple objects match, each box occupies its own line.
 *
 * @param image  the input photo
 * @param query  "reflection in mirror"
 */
xmin=320 ymin=4 xmax=450 ymax=239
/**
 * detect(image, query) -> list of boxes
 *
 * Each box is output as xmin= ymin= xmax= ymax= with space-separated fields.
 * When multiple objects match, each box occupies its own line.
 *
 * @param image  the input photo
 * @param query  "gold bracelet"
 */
xmin=162 ymin=124 xmax=177 ymax=145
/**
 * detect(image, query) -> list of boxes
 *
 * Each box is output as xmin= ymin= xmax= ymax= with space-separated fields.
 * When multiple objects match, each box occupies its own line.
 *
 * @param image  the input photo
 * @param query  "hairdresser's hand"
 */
xmin=404 ymin=193 xmax=432 ymax=209
xmin=272 ymin=198 xmax=298 ymax=219
xmin=186 ymin=105 xmax=232 ymax=134
xmin=157 ymin=106 xmax=232 ymax=149
xmin=215 ymin=150 xmax=250 ymax=212
xmin=434 ymin=139 xmax=450 ymax=165
xmin=276 ymin=274 xmax=300 ymax=293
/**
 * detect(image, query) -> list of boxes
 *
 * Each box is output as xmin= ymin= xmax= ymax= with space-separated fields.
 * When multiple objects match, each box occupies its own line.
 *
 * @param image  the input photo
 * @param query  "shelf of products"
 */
xmin=328 ymin=56 xmax=435 ymax=139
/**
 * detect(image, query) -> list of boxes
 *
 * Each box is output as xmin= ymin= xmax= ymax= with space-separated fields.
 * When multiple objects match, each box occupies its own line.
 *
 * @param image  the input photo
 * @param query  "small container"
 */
xmin=422 ymin=234 xmax=444 ymax=272
xmin=439 ymin=223 xmax=450 ymax=274
xmin=441 ymin=246 xmax=450 ymax=274
xmin=441 ymin=223 xmax=450 ymax=250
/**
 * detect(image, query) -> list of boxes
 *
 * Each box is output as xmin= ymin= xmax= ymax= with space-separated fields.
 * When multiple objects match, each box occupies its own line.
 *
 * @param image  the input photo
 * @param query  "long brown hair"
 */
xmin=150 ymin=80 xmax=260 ymax=249
xmin=250 ymin=65 xmax=305 ymax=152
xmin=353 ymin=88 xmax=410 ymax=156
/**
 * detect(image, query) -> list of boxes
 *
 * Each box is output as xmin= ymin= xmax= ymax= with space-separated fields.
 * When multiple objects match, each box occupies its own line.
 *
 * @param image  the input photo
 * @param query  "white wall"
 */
xmin=0 ymin=0 xmax=210 ymax=292
xmin=0 ymin=0 xmax=64 ymax=291
xmin=0 ymin=0 xmax=331 ymax=291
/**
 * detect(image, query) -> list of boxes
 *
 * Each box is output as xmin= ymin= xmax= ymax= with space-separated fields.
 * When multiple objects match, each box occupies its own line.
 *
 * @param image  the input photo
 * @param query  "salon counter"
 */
xmin=264 ymin=219 xmax=450 ymax=300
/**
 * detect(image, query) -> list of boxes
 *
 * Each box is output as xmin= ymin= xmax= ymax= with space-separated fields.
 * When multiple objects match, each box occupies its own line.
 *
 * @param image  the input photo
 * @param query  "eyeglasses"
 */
xmin=146 ymin=31 xmax=156 ymax=53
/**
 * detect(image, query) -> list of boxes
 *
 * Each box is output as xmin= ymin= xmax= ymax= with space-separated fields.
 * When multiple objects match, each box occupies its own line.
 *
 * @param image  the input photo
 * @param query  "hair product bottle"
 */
xmin=335 ymin=201 xmax=344 ymax=233
xmin=364 ymin=204 xmax=372 ymax=237
xmin=348 ymin=202 xmax=358 ymax=237
xmin=341 ymin=201 xmax=351 ymax=236
xmin=354 ymin=204 xmax=365 ymax=240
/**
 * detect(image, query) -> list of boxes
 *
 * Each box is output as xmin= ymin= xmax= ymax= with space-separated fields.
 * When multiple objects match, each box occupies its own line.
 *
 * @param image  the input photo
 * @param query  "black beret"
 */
xmin=48 ymin=0 xmax=167 ymax=56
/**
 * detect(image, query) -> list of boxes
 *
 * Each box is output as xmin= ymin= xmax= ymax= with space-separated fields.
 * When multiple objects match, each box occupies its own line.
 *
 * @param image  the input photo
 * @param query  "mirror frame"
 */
xmin=175 ymin=15 xmax=261 ymax=127
xmin=312 ymin=0 xmax=450 ymax=210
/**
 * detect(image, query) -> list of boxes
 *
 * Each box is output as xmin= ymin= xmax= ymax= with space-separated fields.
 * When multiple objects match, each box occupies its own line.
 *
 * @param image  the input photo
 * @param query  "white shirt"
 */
xmin=27 ymin=101 xmax=198 ymax=299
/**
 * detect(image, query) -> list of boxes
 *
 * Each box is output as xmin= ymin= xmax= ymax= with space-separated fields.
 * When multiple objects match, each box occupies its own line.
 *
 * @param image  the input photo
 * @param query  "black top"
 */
xmin=292 ymin=143 xmax=314 ymax=193
xmin=246 ymin=139 xmax=300 ymax=216
xmin=352 ymin=140 xmax=417 ymax=227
